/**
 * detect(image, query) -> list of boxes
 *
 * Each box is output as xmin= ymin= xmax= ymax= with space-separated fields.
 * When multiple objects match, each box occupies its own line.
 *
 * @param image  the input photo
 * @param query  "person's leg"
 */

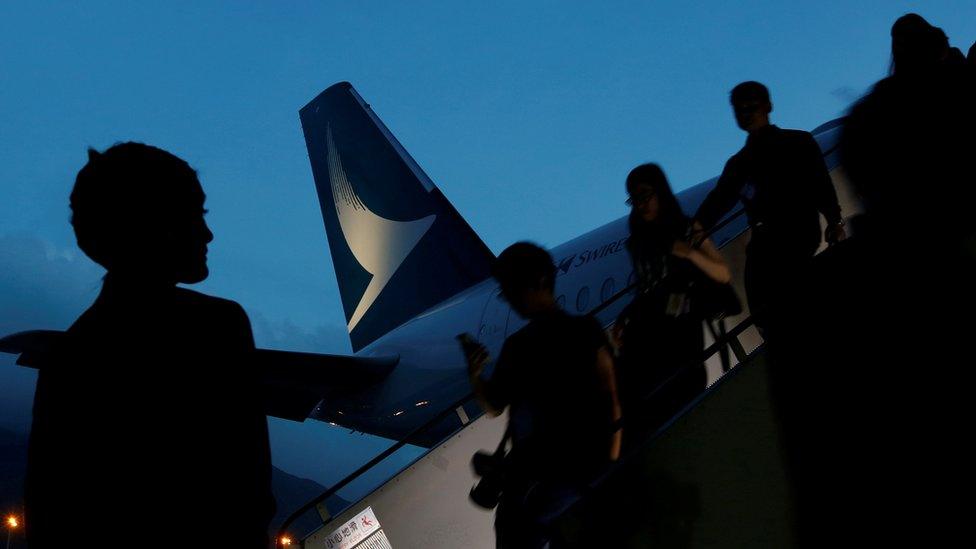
xmin=497 ymin=483 xmax=552 ymax=549
xmin=494 ymin=499 xmax=518 ymax=549
xmin=743 ymin=247 xmax=772 ymax=335
xmin=745 ymin=237 xmax=815 ymax=340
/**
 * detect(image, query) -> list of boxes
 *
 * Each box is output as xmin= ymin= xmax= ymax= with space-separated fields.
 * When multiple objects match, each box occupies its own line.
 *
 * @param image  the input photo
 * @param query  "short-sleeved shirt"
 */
xmin=484 ymin=310 xmax=612 ymax=482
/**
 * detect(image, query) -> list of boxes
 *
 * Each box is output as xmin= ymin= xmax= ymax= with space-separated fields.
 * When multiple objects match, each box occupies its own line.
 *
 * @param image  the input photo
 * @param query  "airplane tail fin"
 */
xmin=299 ymin=82 xmax=494 ymax=352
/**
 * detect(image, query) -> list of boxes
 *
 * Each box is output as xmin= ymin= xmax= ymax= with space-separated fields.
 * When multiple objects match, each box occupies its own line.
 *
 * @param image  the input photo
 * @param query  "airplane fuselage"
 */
xmin=310 ymin=177 xmax=754 ymax=444
xmin=301 ymin=82 xmax=855 ymax=446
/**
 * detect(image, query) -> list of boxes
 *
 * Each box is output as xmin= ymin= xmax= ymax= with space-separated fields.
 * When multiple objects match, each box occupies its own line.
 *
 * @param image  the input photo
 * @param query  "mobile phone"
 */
xmin=456 ymin=333 xmax=479 ymax=355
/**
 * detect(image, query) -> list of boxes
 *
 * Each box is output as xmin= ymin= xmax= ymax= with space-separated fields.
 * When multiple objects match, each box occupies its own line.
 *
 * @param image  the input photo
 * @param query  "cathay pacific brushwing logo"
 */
xmin=326 ymin=125 xmax=436 ymax=332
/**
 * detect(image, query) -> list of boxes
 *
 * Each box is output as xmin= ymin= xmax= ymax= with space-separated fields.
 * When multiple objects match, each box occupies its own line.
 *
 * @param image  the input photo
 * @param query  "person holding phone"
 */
xmin=464 ymin=242 xmax=621 ymax=549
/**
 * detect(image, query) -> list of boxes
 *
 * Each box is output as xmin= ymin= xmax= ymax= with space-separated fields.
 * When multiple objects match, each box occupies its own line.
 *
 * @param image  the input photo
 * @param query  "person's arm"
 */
xmin=228 ymin=302 xmax=276 ymax=528
xmin=466 ymin=343 xmax=505 ymax=417
xmin=805 ymin=134 xmax=847 ymax=244
xmin=672 ymin=223 xmax=732 ymax=284
xmin=595 ymin=346 xmax=622 ymax=461
xmin=693 ymin=155 xmax=747 ymax=235
xmin=227 ymin=302 xmax=257 ymax=350
xmin=612 ymin=243 xmax=641 ymax=350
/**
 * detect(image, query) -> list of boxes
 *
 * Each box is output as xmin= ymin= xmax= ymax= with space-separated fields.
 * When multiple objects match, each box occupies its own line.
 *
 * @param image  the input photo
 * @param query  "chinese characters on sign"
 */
xmin=323 ymin=507 xmax=383 ymax=549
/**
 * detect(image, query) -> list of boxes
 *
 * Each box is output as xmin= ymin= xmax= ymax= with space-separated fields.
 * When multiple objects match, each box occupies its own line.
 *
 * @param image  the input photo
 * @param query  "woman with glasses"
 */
xmin=615 ymin=163 xmax=732 ymax=438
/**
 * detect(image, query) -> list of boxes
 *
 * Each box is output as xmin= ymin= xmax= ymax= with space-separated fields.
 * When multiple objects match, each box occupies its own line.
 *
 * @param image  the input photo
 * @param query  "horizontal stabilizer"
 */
xmin=0 ymin=329 xmax=64 ymax=367
xmin=257 ymin=349 xmax=398 ymax=421
xmin=0 ymin=330 xmax=398 ymax=422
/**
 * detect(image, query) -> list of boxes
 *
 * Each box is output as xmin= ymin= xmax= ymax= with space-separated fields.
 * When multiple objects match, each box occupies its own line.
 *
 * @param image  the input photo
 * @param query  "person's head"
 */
xmin=625 ymin=163 xmax=684 ymax=232
xmin=946 ymin=47 xmax=967 ymax=67
xmin=70 ymin=142 xmax=213 ymax=285
xmin=890 ymin=13 xmax=949 ymax=75
xmin=730 ymin=81 xmax=772 ymax=133
xmin=491 ymin=242 xmax=556 ymax=318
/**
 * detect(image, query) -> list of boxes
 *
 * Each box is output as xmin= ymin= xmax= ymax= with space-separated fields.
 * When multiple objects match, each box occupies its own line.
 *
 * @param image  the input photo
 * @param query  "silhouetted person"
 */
xmin=466 ymin=242 xmax=621 ymax=549
xmin=694 ymin=81 xmax=846 ymax=334
xmin=969 ymin=41 xmax=976 ymax=68
xmin=888 ymin=13 xmax=950 ymax=75
xmin=946 ymin=46 xmax=967 ymax=67
xmin=614 ymin=164 xmax=731 ymax=436
xmin=25 ymin=143 xmax=274 ymax=548
xmin=843 ymin=14 xmax=975 ymax=238
xmin=766 ymin=13 xmax=976 ymax=546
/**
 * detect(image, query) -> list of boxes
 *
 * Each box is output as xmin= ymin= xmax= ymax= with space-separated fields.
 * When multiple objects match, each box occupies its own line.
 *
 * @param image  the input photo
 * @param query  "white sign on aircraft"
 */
xmin=322 ymin=506 xmax=385 ymax=549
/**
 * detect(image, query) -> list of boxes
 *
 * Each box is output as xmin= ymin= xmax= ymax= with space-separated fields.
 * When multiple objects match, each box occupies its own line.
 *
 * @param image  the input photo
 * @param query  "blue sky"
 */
xmin=2 ymin=1 xmax=974 ymax=498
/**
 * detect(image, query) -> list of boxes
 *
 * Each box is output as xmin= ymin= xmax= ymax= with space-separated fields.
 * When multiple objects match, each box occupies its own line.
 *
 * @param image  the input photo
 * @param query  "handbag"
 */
xmin=689 ymin=276 xmax=742 ymax=320
xmin=680 ymin=223 xmax=742 ymax=321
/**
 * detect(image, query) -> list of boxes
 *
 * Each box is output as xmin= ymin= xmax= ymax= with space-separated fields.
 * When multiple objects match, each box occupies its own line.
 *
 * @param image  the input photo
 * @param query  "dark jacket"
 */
xmin=25 ymin=278 xmax=274 ymax=548
xmin=696 ymin=125 xmax=842 ymax=255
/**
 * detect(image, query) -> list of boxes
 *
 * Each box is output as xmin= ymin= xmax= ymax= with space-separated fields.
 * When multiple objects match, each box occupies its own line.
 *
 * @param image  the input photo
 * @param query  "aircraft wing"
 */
xmin=0 ymin=330 xmax=65 ymax=366
xmin=0 ymin=330 xmax=398 ymax=422
xmin=256 ymin=348 xmax=397 ymax=421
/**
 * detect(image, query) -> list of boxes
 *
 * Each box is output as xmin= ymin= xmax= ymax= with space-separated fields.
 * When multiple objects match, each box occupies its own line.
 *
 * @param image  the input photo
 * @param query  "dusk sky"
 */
xmin=2 ymin=1 xmax=974 ymax=501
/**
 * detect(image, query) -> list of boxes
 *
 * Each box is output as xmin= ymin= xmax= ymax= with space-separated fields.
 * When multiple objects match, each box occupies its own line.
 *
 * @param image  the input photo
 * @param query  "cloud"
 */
xmin=247 ymin=310 xmax=351 ymax=355
xmin=0 ymin=234 xmax=104 ymax=333
xmin=0 ymin=234 xmax=104 ymax=432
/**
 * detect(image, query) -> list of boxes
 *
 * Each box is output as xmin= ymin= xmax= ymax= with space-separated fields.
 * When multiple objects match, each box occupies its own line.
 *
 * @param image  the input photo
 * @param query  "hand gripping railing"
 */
xmin=275 ymin=208 xmax=750 ymax=546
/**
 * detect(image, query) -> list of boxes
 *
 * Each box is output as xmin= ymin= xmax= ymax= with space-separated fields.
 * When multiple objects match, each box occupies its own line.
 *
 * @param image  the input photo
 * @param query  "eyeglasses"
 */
xmin=625 ymin=190 xmax=656 ymax=207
